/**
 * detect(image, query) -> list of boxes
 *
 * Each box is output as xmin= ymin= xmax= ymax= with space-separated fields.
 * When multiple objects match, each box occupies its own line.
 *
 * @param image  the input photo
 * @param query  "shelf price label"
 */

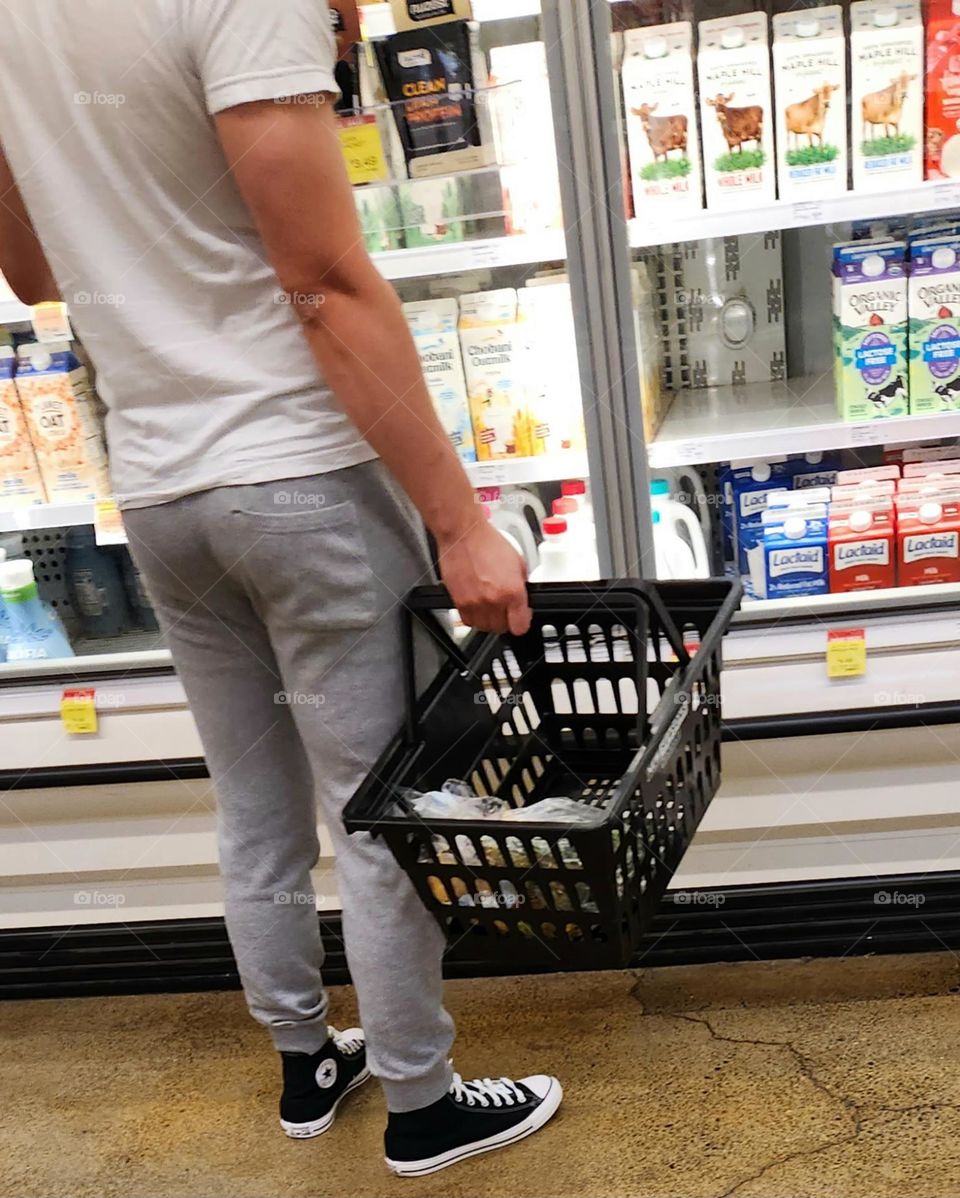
xmin=61 ymin=688 xmax=98 ymax=736
xmin=337 ymin=115 xmax=389 ymax=187
xmin=827 ymin=628 xmax=867 ymax=679
xmin=31 ymin=302 xmax=72 ymax=344
xmin=94 ymin=499 xmax=126 ymax=546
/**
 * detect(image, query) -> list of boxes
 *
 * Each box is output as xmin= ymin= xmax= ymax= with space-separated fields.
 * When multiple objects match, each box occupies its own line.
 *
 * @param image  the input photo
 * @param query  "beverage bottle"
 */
xmin=551 ymin=497 xmax=600 ymax=579
xmin=64 ymin=528 xmax=131 ymax=638
xmin=0 ymin=557 xmax=75 ymax=661
xmin=531 ymin=517 xmax=579 ymax=582
xmin=651 ymin=480 xmax=710 ymax=578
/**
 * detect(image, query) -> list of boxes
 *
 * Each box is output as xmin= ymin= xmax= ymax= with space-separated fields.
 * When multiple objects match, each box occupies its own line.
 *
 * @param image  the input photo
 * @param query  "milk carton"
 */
xmin=773 ymin=7 xmax=848 ymax=201
xmin=850 ymin=0 xmax=924 ymax=192
xmin=724 ymin=458 xmax=795 ymax=585
xmin=762 ymin=513 xmax=830 ymax=599
xmin=698 ymin=13 xmax=776 ymax=209
xmin=924 ymin=0 xmax=960 ymax=180
xmin=903 ymin=458 xmax=960 ymax=476
xmin=791 ymin=450 xmax=842 ymax=489
xmin=834 ymin=240 xmax=909 ymax=421
xmin=908 ymin=233 xmax=960 ymax=413
xmin=829 ymin=504 xmax=897 ymax=591
xmin=623 ymin=23 xmax=703 ymax=218
xmin=898 ymin=497 xmax=960 ymax=584
xmin=836 ymin=464 xmax=902 ymax=485
xmin=403 ymin=299 xmax=476 ymax=465
xmin=0 ymin=348 xmax=46 ymax=508
xmin=458 ymin=290 xmax=529 ymax=462
xmin=15 ymin=344 xmax=110 ymax=504
xmin=518 ymin=284 xmax=586 ymax=456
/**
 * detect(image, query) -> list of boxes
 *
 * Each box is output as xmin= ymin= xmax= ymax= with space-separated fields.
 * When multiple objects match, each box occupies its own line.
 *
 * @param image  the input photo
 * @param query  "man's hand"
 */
xmin=437 ymin=513 xmax=531 ymax=635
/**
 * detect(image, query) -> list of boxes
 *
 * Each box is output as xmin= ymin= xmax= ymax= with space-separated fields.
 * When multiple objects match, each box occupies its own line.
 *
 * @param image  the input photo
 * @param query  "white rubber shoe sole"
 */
xmin=385 ymin=1076 xmax=563 ymax=1177
xmin=280 ymin=1067 xmax=372 ymax=1140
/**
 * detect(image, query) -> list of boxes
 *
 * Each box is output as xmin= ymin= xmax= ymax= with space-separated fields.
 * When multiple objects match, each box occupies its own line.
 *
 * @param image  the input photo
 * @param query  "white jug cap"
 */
xmin=721 ymin=27 xmax=745 ymax=50
xmin=919 ymin=502 xmax=944 ymax=524
xmin=783 ymin=517 xmax=807 ymax=540
xmin=796 ymin=18 xmax=820 ymax=38
xmin=0 ymin=559 xmax=35 ymax=591
xmin=849 ymin=510 xmax=873 ymax=533
xmin=643 ymin=36 xmax=668 ymax=59
xmin=874 ymin=8 xmax=899 ymax=27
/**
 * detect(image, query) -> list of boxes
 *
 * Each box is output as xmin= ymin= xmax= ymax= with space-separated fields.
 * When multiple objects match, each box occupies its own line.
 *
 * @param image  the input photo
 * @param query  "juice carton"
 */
xmin=833 ymin=241 xmax=909 ymax=421
xmin=898 ymin=496 xmax=960 ymax=584
xmin=761 ymin=513 xmax=830 ymax=600
xmin=829 ymin=503 xmax=897 ymax=591
xmin=518 ymin=284 xmax=586 ymax=456
xmin=15 ymin=344 xmax=110 ymax=505
xmin=908 ymin=233 xmax=960 ymax=412
xmin=0 ymin=347 xmax=46 ymax=508
xmin=623 ymin=23 xmax=703 ymax=218
xmin=773 ymin=7 xmax=848 ymax=201
xmin=850 ymin=0 xmax=924 ymax=192
xmin=925 ymin=0 xmax=960 ymax=180
xmin=403 ymin=299 xmax=477 ymax=465
xmin=458 ymin=290 xmax=531 ymax=461
xmin=698 ymin=13 xmax=776 ymax=210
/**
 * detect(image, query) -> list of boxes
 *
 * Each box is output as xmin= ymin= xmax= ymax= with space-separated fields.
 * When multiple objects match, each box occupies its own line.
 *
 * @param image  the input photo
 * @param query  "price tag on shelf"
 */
xmin=675 ymin=442 xmax=706 ymax=464
xmin=849 ymin=423 xmax=886 ymax=448
xmin=471 ymin=462 xmax=510 ymax=487
xmin=827 ymin=628 xmax=867 ymax=679
xmin=61 ymin=688 xmax=98 ymax=736
xmin=793 ymin=201 xmax=824 ymax=226
xmin=31 ymin=302 xmax=72 ymax=344
xmin=337 ymin=115 xmax=389 ymax=187
xmin=933 ymin=181 xmax=960 ymax=209
xmin=94 ymin=499 xmax=126 ymax=546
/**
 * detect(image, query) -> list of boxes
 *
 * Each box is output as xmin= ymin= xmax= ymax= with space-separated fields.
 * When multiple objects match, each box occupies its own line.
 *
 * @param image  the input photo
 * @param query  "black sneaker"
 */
xmin=279 ymin=1026 xmax=371 ymax=1139
xmin=384 ymin=1071 xmax=563 ymax=1176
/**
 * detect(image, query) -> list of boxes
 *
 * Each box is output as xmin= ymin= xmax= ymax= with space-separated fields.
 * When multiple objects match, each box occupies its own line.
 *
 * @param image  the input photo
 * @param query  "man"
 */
xmin=0 ymin=0 xmax=562 ymax=1178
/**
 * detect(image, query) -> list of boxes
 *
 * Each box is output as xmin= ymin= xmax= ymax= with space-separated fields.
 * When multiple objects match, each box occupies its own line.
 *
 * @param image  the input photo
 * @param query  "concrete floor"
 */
xmin=3 ymin=952 xmax=960 ymax=1198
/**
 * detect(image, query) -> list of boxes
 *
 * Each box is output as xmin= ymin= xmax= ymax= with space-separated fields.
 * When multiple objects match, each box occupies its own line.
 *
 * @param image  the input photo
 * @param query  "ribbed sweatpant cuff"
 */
xmin=381 ymin=1057 xmax=454 ymax=1114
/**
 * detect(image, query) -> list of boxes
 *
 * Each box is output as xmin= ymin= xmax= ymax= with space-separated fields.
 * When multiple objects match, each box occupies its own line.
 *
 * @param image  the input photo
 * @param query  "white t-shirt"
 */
xmin=0 ymin=0 xmax=377 ymax=509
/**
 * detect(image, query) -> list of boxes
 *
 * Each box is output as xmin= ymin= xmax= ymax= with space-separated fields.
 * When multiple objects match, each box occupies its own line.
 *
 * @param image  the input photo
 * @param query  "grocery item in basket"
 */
xmin=925 ymin=0 xmax=960 ymax=180
xmin=0 ymin=346 xmax=46 ymax=508
xmin=459 ymin=289 xmax=532 ymax=460
xmin=908 ymin=233 xmax=960 ymax=413
xmin=898 ymin=496 xmax=960 ymax=584
xmin=833 ymin=240 xmax=909 ymax=421
xmin=829 ymin=503 xmax=897 ymax=592
xmin=773 ymin=6 xmax=848 ymax=201
xmin=623 ymin=22 xmax=703 ymax=219
xmin=850 ymin=0 xmax=923 ymax=192
xmin=698 ymin=13 xmax=776 ymax=210
xmin=403 ymin=299 xmax=476 ymax=464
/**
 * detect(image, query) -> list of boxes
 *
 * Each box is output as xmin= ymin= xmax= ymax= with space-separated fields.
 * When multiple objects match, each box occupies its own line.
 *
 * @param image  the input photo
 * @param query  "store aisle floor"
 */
xmin=3 ymin=951 xmax=960 ymax=1198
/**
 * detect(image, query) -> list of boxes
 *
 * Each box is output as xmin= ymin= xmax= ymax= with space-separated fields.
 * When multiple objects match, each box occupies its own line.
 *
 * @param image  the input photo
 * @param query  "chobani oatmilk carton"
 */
xmin=403 ymin=299 xmax=476 ymax=464
xmin=698 ymin=13 xmax=776 ymax=210
xmin=907 ymin=232 xmax=960 ymax=413
xmin=623 ymin=23 xmax=703 ymax=218
xmin=458 ymin=289 xmax=530 ymax=462
xmin=833 ymin=240 xmax=909 ymax=421
xmin=773 ymin=7 xmax=848 ymax=201
xmin=850 ymin=0 xmax=923 ymax=192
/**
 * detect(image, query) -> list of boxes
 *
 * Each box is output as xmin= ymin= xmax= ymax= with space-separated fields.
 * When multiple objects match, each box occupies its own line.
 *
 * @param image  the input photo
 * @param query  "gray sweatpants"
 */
xmin=123 ymin=461 xmax=455 ymax=1113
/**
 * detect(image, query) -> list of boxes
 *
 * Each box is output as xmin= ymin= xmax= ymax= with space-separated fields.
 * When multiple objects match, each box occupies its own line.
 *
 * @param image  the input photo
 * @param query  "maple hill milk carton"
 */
xmin=698 ymin=13 xmax=776 ymax=210
xmin=833 ymin=240 xmax=909 ymax=421
xmin=403 ymin=299 xmax=476 ymax=465
xmin=908 ymin=232 xmax=960 ymax=413
xmin=773 ymin=7 xmax=848 ymax=201
xmin=850 ymin=0 xmax=924 ymax=192
xmin=623 ymin=23 xmax=703 ymax=219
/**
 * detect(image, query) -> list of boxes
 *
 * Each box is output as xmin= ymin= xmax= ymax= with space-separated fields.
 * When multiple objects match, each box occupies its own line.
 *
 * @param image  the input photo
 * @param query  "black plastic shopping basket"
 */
xmin=344 ymin=579 xmax=742 ymax=972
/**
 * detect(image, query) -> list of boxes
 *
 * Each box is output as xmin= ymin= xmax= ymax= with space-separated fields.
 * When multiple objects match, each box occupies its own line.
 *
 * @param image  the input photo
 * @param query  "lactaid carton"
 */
xmin=762 ymin=513 xmax=830 ymax=599
xmin=835 ymin=464 xmax=902 ymax=485
xmin=903 ymin=458 xmax=960 ymax=476
xmin=908 ymin=233 xmax=960 ymax=413
xmin=829 ymin=503 xmax=896 ymax=591
xmin=898 ymin=497 xmax=960 ymax=584
xmin=791 ymin=450 xmax=841 ymax=488
xmin=726 ymin=458 xmax=795 ymax=589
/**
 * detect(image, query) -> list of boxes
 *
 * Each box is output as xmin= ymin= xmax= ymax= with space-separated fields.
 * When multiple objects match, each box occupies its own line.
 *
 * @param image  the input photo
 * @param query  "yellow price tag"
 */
xmin=31 ymin=302 xmax=73 ymax=344
xmin=61 ymin=689 xmax=99 ymax=736
xmin=827 ymin=628 xmax=867 ymax=679
xmin=94 ymin=498 xmax=126 ymax=546
xmin=337 ymin=115 xmax=389 ymax=186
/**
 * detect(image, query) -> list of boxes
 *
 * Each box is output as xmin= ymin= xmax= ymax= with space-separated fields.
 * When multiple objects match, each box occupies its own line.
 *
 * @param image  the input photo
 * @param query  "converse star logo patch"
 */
xmin=315 ymin=1059 xmax=338 ymax=1090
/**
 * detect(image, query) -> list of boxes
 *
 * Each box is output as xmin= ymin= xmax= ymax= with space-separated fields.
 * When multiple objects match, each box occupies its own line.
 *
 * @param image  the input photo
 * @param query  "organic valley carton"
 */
xmin=623 ymin=23 xmax=703 ymax=219
xmin=0 ymin=348 xmax=46 ymax=508
xmin=403 ymin=298 xmax=476 ymax=465
xmin=850 ymin=0 xmax=923 ymax=192
xmin=15 ymin=343 xmax=111 ymax=504
xmin=833 ymin=240 xmax=909 ymax=421
xmin=698 ymin=13 xmax=776 ymax=210
xmin=773 ymin=7 xmax=848 ymax=201
xmin=925 ymin=0 xmax=960 ymax=180
xmin=458 ymin=290 xmax=532 ymax=461
xmin=908 ymin=233 xmax=960 ymax=413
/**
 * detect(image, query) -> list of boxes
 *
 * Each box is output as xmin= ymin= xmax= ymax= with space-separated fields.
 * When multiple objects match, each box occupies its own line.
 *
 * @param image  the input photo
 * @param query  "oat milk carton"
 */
xmin=403 ymin=299 xmax=476 ymax=465
xmin=458 ymin=290 xmax=528 ymax=461
xmin=698 ymin=13 xmax=776 ymax=209
xmin=833 ymin=240 xmax=909 ymax=421
xmin=623 ymin=23 xmax=703 ymax=218
xmin=851 ymin=0 xmax=924 ymax=192
xmin=908 ymin=233 xmax=960 ymax=413
xmin=0 ymin=347 xmax=46 ymax=507
xmin=773 ymin=7 xmax=848 ymax=201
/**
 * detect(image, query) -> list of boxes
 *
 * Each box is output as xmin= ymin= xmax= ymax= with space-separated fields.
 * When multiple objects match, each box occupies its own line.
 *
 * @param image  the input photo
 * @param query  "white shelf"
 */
xmin=465 ymin=451 xmax=588 ymax=488
xmin=630 ymin=179 xmax=960 ymax=248
xmin=649 ymin=374 xmax=960 ymax=469
xmin=735 ymin=580 xmax=960 ymax=624
xmin=0 ymin=500 xmax=123 ymax=538
xmin=372 ymin=230 xmax=566 ymax=281
xmin=0 ymin=299 xmax=32 ymax=325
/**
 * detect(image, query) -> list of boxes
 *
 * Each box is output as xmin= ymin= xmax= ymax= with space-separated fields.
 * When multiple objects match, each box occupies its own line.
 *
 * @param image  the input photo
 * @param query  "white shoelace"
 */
xmin=329 ymin=1027 xmax=364 ymax=1056
xmin=450 ymin=1072 xmax=525 ymax=1109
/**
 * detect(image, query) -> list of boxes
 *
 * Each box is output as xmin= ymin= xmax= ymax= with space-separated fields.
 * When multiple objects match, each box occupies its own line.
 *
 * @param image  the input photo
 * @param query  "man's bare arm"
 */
xmin=215 ymin=99 xmax=530 ymax=634
xmin=0 ymin=144 xmax=60 ymax=305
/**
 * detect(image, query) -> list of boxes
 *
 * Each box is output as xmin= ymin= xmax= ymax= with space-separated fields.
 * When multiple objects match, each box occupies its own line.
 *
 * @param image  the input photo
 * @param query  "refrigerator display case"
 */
xmin=5 ymin=0 xmax=960 ymax=981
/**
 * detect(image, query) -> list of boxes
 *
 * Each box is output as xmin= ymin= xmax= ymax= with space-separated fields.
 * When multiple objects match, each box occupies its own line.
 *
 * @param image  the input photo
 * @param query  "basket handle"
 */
xmin=400 ymin=581 xmax=690 ymax=747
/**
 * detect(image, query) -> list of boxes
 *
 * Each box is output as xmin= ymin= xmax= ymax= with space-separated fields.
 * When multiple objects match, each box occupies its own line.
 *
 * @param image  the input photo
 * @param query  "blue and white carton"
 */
xmin=760 ymin=513 xmax=830 ymax=600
